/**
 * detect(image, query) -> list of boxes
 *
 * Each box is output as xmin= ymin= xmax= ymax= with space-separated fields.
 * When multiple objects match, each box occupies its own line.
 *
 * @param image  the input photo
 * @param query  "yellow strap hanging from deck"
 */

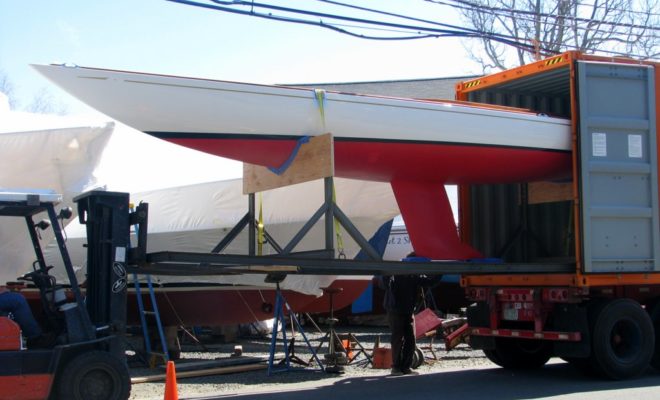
xmin=258 ymin=193 xmax=265 ymax=256
xmin=332 ymin=184 xmax=346 ymax=258
xmin=314 ymin=89 xmax=327 ymax=132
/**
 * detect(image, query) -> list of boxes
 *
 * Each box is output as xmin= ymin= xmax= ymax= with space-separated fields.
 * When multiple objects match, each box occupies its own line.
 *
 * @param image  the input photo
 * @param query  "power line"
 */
xmin=169 ymin=0 xmax=549 ymax=53
xmin=166 ymin=0 xmax=656 ymax=60
xmin=314 ymin=0 xmax=481 ymax=34
xmin=310 ymin=0 xmax=563 ymax=45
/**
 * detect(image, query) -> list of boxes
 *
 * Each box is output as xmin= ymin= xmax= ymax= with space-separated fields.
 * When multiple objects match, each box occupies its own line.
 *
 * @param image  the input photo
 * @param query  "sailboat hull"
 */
xmin=33 ymin=64 xmax=573 ymax=261
xmin=33 ymin=64 xmax=572 ymax=185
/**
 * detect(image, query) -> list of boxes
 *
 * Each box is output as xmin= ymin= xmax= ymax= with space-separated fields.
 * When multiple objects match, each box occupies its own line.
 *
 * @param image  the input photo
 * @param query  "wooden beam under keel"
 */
xmin=528 ymin=181 xmax=574 ymax=204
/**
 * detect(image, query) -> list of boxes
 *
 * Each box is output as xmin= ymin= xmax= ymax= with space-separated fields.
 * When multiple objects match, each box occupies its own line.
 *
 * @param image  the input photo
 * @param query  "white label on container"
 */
xmin=628 ymin=134 xmax=643 ymax=158
xmin=115 ymin=246 xmax=126 ymax=262
xmin=592 ymin=132 xmax=607 ymax=157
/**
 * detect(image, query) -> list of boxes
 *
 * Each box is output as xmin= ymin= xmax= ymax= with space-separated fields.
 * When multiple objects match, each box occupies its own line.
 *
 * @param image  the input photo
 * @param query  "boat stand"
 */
xmin=341 ymin=333 xmax=373 ymax=367
xmin=308 ymin=287 xmax=373 ymax=371
xmin=268 ymin=280 xmax=324 ymax=375
xmin=211 ymin=134 xmax=382 ymax=262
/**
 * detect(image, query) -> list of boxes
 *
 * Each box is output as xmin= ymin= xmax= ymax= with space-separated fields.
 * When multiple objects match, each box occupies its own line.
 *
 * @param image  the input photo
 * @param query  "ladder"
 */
xmin=129 ymin=204 xmax=169 ymax=367
xmin=134 ymin=273 xmax=170 ymax=367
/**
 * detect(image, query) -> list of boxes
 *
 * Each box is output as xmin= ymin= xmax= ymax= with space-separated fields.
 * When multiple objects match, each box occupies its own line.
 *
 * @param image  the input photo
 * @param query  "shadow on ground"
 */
xmin=196 ymin=363 xmax=660 ymax=400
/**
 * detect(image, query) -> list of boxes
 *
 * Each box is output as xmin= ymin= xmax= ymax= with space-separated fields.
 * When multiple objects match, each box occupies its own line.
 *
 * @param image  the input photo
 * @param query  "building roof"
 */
xmin=283 ymin=76 xmax=479 ymax=100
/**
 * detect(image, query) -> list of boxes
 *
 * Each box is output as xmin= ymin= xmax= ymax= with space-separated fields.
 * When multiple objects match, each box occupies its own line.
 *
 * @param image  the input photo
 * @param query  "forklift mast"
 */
xmin=75 ymin=191 xmax=130 ymax=359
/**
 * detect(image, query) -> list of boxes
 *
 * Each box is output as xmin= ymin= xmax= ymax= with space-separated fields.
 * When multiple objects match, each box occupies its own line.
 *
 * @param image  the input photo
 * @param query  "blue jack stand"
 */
xmin=268 ymin=281 xmax=324 ymax=375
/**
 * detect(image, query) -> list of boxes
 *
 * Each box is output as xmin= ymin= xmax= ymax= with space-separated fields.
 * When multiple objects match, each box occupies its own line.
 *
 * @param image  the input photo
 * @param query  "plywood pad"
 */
xmin=243 ymin=133 xmax=334 ymax=194
xmin=528 ymin=181 xmax=573 ymax=204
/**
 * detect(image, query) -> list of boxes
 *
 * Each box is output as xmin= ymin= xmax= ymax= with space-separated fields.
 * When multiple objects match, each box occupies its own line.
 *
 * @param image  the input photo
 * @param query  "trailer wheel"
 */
xmin=648 ymin=301 xmax=660 ymax=370
xmin=590 ymin=299 xmax=654 ymax=380
xmin=57 ymin=351 xmax=131 ymax=400
xmin=483 ymin=348 xmax=505 ymax=366
xmin=483 ymin=338 xmax=552 ymax=369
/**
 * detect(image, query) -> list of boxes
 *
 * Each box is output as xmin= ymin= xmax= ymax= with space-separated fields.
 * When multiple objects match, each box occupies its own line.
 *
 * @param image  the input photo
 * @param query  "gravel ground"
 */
xmin=128 ymin=323 xmax=491 ymax=400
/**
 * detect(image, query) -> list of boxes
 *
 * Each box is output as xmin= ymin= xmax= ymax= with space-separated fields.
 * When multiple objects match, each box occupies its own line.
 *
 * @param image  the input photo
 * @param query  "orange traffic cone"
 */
xmin=164 ymin=361 xmax=178 ymax=400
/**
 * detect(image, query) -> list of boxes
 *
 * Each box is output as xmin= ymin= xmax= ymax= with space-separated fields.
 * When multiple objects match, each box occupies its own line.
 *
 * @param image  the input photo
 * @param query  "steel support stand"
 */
xmin=268 ymin=282 xmax=324 ymax=375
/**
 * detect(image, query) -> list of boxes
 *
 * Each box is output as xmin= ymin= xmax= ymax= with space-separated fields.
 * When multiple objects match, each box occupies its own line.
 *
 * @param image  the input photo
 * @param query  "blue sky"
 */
xmin=0 ymin=1 xmax=477 ymax=199
xmin=1 ymin=0 xmax=479 ymax=114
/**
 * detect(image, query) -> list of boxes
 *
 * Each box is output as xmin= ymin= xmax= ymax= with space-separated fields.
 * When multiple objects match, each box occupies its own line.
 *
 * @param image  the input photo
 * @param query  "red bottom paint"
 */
xmin=22 ymin=279 xmax=370 ymax=327
xmin=124 ymin=279 xmax=371 ymax=326
xmin=167 ymin=137 xmax=571 ymax=260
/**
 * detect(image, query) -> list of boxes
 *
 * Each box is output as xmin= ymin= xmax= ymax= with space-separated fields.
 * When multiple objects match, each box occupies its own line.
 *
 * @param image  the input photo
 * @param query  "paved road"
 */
xmin=194 ymin=362 xmax=660 ymax=400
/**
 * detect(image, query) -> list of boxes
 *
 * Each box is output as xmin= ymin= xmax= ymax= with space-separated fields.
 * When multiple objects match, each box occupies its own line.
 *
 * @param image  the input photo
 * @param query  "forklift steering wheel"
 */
xmin=18 ymin=266 xmax=53 ymax=282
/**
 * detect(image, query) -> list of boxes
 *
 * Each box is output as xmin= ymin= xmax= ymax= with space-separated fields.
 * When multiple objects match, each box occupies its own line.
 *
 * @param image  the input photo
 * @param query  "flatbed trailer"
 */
xmin=456 ymin=52 xmax=660 ymax=379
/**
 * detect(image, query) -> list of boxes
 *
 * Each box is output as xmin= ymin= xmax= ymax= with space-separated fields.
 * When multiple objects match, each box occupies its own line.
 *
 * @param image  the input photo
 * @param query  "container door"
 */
xmin=577 ymin=61 xmax=658 ymax=273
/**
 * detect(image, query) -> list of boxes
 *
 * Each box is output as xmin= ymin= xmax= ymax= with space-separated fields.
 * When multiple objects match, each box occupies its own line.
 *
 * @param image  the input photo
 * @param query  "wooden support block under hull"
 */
xmin=528 ymin=181 xmax=574 ymax=204
xmin=243 ymin=133 xmax=334 ymax=194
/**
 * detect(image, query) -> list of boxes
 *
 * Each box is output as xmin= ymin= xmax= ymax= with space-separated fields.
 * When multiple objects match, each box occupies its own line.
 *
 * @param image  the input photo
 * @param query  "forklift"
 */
xmin=0 ymin=190 xmax=137 ymax=400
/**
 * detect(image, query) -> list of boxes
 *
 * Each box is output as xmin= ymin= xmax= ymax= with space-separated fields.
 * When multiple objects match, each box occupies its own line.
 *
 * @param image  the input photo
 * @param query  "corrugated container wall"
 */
xmin=461 ymin=66 xmax=575 ymax=263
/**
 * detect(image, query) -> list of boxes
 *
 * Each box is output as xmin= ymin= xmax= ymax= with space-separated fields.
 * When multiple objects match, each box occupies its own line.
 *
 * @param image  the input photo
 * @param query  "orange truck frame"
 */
xmin=456 ymin=51 xmax=660 ymax=380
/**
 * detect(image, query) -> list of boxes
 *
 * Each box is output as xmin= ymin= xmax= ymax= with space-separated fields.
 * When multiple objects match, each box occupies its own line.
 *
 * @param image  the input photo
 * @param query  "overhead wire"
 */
xmin=172 ymin=0 xmax=459 ymax=40
xmin=168 ymin=0 xmax=548 ymax=53
xmin=309 ymin=0 xmax=561 ymax=54
xmin=166 ymin=0 xmax=656 ymax=59
xmin=313 ymin=0 xmax=490 ymax=36
xmin=309 ymin=0 xmax=554 ymax=49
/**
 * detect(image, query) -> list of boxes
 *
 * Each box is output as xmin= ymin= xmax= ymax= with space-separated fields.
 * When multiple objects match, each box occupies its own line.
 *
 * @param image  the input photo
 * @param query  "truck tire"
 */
xmin=590 ymin=299 xmax=654 ymax=380
xmin=57 ymin=351 xmax=131 ymax=400
xmin=483 ymin=348 xmax=505 ymax=366
xmin=648 ymin=301 xmax=660 ymax=370
xmin=483 ymin=338 xmax=552 ymax=369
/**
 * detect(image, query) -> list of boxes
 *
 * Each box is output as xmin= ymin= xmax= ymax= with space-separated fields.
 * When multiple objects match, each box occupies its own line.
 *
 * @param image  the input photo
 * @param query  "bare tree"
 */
xmin=0 ymin=70 xmax=19 ymax=110
xmin=455 ymin=0 xmax=659 ymax=71
xmin=25 ymin=88 xmax=69 ymax=116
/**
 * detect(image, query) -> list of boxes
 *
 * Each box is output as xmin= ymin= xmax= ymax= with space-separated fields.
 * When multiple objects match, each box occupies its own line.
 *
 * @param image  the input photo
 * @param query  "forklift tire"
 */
xmin=57 ymin=351 xmax=131 ymax=400
xmin=483 ymin=338 xmax=552 ymax=369
xmin=590 ymin=299 xmax=654 ymax=380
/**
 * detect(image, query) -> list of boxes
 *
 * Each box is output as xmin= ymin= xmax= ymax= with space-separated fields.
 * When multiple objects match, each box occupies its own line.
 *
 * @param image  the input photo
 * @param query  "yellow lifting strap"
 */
xmin=314 ymin=89 xmax=327 ymax=132
xmin=332 ymin=184 xmax=346 ymax=259
xmin=257 ymin=193 xmax=265 ymax=256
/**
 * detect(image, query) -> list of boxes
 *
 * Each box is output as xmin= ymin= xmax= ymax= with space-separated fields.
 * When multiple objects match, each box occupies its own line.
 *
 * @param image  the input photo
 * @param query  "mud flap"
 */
xmin=466 ymin=302 xmax=495 ymax=350
xmin=552 ymin=304 xmax=590 ymax=358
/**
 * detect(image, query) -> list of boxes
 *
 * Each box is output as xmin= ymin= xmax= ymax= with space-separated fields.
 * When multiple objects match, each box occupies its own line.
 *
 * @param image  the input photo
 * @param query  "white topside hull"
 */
xmin=33 ymin=64 xmax=571 ymax=152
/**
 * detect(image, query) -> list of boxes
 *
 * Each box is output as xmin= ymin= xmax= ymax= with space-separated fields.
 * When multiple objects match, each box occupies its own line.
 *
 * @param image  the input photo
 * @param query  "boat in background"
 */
xmin=43 ymin=178 xmax=400 ymax=326
xmin=34 ymin=64 xmax=573 ymax=261
xmin=0 ymin=93 xmax=399 ymax=327
xmin=0 ymin=101 xmax=113 ymax=283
